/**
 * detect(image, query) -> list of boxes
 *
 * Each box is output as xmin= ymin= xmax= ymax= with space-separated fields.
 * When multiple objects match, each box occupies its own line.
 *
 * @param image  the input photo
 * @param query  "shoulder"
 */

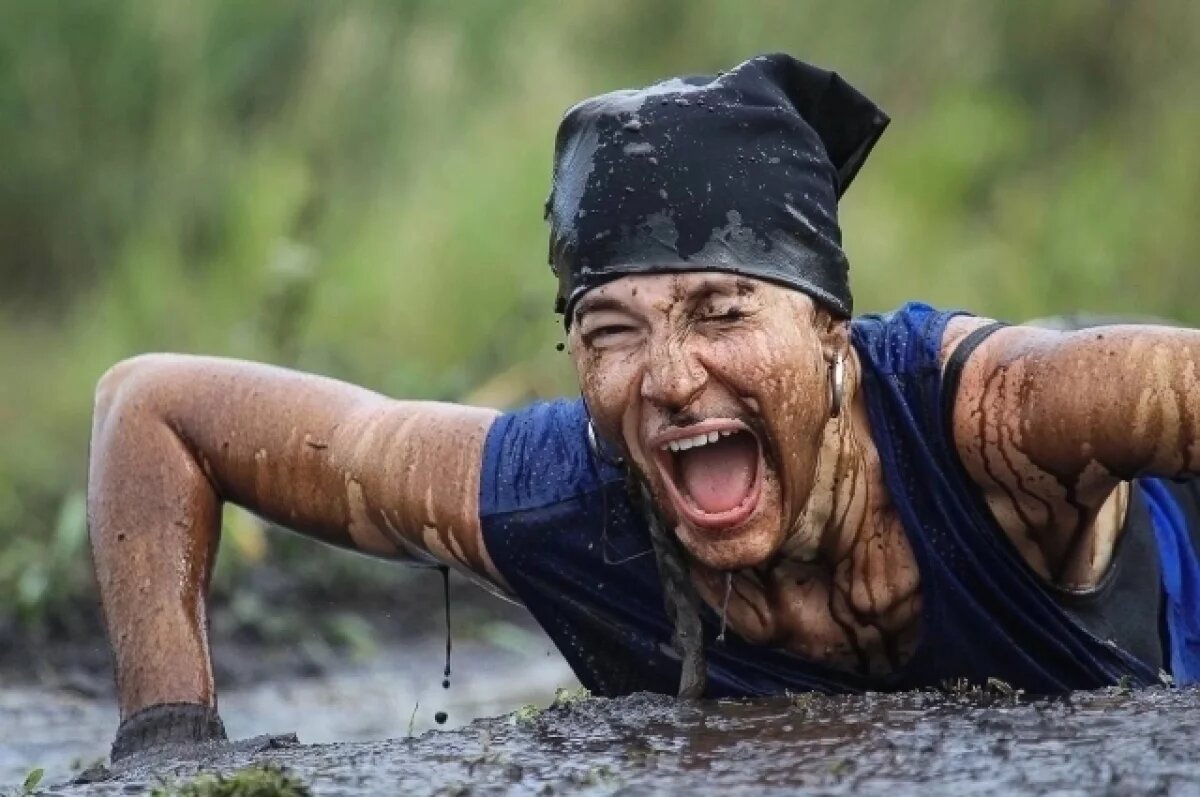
xmin=479 ymin=397 xmax=623 ymax=517
xmin=851 ymin=301 xmax=991 ymax=378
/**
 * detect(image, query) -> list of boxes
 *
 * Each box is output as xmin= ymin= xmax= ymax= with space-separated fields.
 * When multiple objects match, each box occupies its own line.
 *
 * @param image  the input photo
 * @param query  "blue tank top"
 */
xmin=479 ymin=302 xmax=1200 ymax=694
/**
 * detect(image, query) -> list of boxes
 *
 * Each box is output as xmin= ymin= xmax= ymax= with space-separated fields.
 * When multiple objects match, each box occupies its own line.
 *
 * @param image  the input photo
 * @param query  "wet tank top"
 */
xmin=479 ymin=302 xmax=1200 ymax=694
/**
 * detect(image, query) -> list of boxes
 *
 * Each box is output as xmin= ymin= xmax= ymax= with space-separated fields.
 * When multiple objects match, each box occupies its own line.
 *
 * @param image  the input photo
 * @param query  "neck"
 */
xmin=776 ymin=348 xmax=879 ymax=567
xmin=686 ymin=351 xmax=922 ymax=669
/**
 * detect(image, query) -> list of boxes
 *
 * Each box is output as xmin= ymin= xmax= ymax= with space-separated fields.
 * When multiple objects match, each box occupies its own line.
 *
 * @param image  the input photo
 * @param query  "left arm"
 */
xmin=949 ymin=320 xmax=1200 ymax=579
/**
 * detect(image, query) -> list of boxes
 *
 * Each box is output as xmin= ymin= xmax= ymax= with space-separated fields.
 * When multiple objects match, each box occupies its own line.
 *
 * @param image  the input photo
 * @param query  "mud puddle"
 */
xmin=0 ymin=632 xmax=575 ymax=791
xmin=23 ymin=686 xmax=1200 ymax=795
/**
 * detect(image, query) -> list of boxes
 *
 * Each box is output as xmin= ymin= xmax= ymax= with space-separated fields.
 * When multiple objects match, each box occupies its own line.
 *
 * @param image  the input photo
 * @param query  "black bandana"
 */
xmin=546 ymin=53 xmax=888 ymax=322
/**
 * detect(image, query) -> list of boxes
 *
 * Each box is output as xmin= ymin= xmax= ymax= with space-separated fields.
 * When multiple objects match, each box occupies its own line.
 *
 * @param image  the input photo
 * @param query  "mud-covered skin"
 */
xmin=88 ymin=355 xmax=502 ymax=719
xmin=569 ymin=273 xmax=920 ymax=674
xmin=571 ymin=274 xmax=1200 ymax=675
xmin=951 ymin=321 xmax=1200 ymax=587
xmin=688 ymin=362 xmax=921 ymax=674
xmin=89 ymin=275 xmax=1200 ymax=721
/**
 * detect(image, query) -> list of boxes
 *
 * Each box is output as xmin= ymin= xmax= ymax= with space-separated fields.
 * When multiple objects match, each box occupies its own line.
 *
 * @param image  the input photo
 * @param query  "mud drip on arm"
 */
xmin=441 ymin=565 xmax=452 ymax=690
xmin=953 ymin=324 xmax=1200 ymax=585
xmin=434 ymin=566 xmax=451 ymax=726
xmin=86 ymin=355 xmax=502 ymax=722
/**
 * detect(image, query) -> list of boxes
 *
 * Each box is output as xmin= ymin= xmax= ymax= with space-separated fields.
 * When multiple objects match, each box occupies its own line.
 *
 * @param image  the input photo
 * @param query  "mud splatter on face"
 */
xmin=570 ymin=272 xmax=841 ymax=571
xmin=569 ymin=271 xmax=929 ymax=675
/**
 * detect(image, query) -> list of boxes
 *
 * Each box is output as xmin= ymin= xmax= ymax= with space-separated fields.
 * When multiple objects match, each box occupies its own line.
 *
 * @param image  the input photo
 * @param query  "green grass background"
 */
xmin=2 ymin=0 xmax=1198 ymax=628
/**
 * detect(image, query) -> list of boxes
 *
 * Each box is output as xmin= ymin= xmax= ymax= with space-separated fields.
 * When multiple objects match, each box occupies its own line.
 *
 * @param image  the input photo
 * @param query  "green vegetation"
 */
xmin=510 ymin=703 xmax=541 ymax=725
xmin=2 ymin=1 xmax=1199 ymax=627
xmin=506 ymin=684 xmax=591 ymax=725
xmin=940 ymin=676 xmax=1025 ymax=702
xmin=20 ymin=768 xmax=43 ymax=796
xmin=149 ymin=764 xmax=310 ymax=797
xmin=551 ymin=685 xmax=593 ymax=709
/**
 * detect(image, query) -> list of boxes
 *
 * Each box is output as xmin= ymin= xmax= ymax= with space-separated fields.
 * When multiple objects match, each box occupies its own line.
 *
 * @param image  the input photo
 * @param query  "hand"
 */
xmin=110 ymin=702 xmax=227 ymax=761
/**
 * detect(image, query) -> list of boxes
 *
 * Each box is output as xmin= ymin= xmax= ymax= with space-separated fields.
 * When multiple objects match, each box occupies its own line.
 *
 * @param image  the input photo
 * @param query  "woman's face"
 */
xmin=568 ymin=271 xmax=845 ymax=571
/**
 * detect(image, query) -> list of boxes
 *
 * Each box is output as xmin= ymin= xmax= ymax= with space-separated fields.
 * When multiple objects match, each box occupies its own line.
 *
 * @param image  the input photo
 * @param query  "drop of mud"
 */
xmin=440 ymin=566 xmax=452 ymax=689
xmin=717 ymin=572 xmax=732 ymax=645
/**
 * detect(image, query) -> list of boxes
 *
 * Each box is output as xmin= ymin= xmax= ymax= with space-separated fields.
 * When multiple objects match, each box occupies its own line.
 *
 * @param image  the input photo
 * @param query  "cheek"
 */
xmin=697 ymin=330 xmax=776 ymax=395
xmin=704 ymin=326 xmax=824 ymax=417
xmin=574 ymin=351 xmax=639 ymax=446
xmin=769 ymin=362 xmax=828 ymax=484
xmin=732 ymin=331 xmax=829 ymax=490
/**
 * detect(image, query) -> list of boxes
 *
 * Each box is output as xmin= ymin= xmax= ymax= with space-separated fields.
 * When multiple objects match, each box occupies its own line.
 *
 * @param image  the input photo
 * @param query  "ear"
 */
xmin=814 ymin=307 xmax=851 ymax=364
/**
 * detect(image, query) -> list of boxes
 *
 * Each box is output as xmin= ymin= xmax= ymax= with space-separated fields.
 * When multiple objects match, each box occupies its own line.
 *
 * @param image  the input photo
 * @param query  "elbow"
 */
xmin=93 ymin=354 xmax=176 ymax=427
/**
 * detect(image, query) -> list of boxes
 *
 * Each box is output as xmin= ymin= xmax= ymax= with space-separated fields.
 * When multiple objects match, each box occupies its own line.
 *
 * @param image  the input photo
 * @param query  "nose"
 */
xmin=640 ymin=336 xmax=707 ymax=412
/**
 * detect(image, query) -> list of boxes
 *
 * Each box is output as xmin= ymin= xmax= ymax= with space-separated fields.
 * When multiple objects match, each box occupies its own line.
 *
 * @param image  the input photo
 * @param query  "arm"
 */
xmin=88 ymin=354 xmax=502 ymax=727
xmin=948 ymin=319 xmax=1200 ymax=582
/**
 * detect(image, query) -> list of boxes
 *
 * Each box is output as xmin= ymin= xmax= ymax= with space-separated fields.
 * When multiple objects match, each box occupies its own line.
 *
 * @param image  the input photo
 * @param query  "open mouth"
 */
xmin=652 ymin=419 xmax=764 ymax=532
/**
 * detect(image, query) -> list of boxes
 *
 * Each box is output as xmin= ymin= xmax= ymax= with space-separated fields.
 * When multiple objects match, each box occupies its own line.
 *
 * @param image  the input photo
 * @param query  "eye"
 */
xmin=699 ymin=306 xmax=748 ymax=324
xmin=582 ymin=324 xmax=638 ymax=347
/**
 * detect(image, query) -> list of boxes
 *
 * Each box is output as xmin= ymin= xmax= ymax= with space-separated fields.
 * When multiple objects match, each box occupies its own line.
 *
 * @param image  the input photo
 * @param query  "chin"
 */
xmin=637 ymin=416 xmax=790 ymax=572
xmin=674 ymin=506 xmax=785 ymax=570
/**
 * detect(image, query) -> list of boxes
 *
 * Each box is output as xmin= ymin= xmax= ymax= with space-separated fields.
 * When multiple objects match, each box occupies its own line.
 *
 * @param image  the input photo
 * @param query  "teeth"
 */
xmin=661 ymin=430 xmax=738 ymax=453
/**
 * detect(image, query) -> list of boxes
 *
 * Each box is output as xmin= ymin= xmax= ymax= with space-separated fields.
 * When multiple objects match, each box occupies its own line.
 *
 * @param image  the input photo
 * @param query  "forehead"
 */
xmin=575 ymin=272 xmax=758 ymax=314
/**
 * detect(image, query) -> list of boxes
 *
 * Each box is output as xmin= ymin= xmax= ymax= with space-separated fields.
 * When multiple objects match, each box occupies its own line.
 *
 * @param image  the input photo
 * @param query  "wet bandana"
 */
xmin=547 ymin=53 xmax=889 ymax=321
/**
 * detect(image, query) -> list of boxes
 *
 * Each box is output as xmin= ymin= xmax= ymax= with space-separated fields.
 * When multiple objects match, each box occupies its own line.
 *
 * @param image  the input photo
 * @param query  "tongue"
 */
xmin=677 ymin=433 xmax=758 ymax=514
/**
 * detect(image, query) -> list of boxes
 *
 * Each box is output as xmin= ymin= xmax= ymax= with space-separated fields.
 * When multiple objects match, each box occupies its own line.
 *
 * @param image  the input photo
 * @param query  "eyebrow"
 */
xmin=574 ymin=275 xmax=757 ymax=323
xmin=682 ymin=277 xmax=756 ymax=307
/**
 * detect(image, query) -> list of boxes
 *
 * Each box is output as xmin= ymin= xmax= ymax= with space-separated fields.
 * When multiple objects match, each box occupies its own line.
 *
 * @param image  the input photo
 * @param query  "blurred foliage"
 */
xmin=1 ymin=0 xmax=1198 ymax=627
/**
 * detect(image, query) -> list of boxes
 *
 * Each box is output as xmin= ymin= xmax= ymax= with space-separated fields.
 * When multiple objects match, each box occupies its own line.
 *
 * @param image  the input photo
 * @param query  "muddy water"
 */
xmin=20 ymin=685 xmax=1200 ymax=795
xmin=0 ymin=634 xmax=576 ymax=791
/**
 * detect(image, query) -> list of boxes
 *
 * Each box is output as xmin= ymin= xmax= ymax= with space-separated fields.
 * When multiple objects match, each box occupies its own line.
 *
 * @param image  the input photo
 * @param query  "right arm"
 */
xmin=88 ymin=354 xmax=503 ymax=728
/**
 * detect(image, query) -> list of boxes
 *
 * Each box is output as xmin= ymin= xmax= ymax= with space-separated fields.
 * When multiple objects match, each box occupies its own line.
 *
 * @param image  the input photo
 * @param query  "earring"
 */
xmin=587 ymin=418 xmax=625 ymax=467
xmin=829 ymin=352 xmax=845 ymax=418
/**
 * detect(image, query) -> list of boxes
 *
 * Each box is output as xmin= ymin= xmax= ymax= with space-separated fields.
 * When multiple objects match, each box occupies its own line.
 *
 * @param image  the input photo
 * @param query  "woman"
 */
xmin=90 ymin=54 xmax=1200 ymax=759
